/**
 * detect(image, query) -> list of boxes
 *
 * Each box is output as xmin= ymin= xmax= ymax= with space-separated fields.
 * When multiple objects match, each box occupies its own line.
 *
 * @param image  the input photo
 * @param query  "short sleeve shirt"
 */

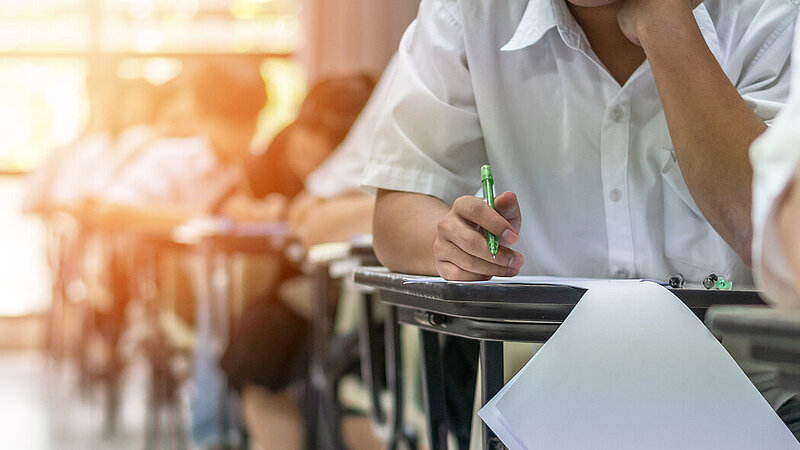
xmin=102 ymin=136 xmax=240 ymax=212
xmin=362 ymin=0 xmax=798 ymax=283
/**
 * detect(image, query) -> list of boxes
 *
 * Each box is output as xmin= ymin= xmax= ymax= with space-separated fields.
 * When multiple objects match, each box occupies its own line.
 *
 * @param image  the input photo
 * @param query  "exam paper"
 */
xmin=402 ymin=275 xmax=641 ymax=289
xmin=478 ymin=281 xmax=799 ymax=449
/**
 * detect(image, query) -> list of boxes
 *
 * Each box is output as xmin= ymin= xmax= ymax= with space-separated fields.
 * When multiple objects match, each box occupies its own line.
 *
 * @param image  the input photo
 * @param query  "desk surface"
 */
xmin=173 ymin=218 xmax=289 ymax=253
xmin=355 ymin=268 xmax=766 ymax=322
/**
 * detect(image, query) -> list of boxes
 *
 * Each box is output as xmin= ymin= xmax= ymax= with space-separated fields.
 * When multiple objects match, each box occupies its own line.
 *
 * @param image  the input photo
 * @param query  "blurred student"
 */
xmin=285 ymin=58 xmax=397 ymax=249
xmin=220 ymin=73 xmax=376 ymax=450
xmin=85 ymin=60 xmax=266 ymax=449
xmin=21 ymin=65 xmax=120 ymax=215
xmin=752 ymin=24 xmax=800 ymax=309
xmin=94 ymin=59 xmax=265 ymax=228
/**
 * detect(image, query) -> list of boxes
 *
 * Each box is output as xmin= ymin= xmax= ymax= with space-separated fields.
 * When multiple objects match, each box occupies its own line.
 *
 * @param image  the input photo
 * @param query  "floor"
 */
xmin=0 ymin=350 xmax=160 ymax=450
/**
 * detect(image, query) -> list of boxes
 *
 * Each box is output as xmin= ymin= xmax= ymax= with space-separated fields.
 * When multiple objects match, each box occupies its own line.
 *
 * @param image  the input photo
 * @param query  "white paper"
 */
xmin=402 ymin=275 xmax=648 ymax=289
xmin=478 ymin=281 xmax=799 ymax=449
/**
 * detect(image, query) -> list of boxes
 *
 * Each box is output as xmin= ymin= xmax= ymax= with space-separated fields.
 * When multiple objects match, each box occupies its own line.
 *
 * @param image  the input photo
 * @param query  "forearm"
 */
xmin=90 ymin=201 xmax=199 ymax=233
xmin=299 ymin=194 xmax=375 ymax=248
xmin=373 ymin=189 xmax=449 ymax=275
xmin=640 ymin=9 xmax=764 ymax=263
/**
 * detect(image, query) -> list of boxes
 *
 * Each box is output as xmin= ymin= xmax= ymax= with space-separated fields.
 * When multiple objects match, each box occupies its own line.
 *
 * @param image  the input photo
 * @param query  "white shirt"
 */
xmin=362 ymin=0 xmax=798 ymax=284
xmin=82 ymin=125 xmax=159 ymax=200
xmin=22 ymin=132 xmax=112 ymax=212
xmin=42 ymin=133 xmax=114 ymax=206
xmin=305 ymin=55 xmax=398 ymax=198
xmin=102 ymin=136 xmax=240 ymax=212
xmin=751 ymin=23 xmax=800 ymax=308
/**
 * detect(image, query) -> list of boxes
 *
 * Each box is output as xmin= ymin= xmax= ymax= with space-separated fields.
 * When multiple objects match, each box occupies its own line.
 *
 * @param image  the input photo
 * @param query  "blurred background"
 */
xmin=0 ymin=1 xmax=417 ymax=448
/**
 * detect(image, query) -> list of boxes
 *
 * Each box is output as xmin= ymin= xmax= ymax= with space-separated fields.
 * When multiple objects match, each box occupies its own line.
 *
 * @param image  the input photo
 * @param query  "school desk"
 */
xmin=354 ymin=268 xmax=766 ymax=450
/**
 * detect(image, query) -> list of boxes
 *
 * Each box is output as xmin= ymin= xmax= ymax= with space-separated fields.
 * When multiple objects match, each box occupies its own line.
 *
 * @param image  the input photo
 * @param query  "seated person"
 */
xmin=362 ymin=0 xmax=799 ymax=442
xmin=751 ymin=23 xmax=800 ymax=309
xmin=220 ymin=73 xmax=379 ymax=450
xmin=84 ymin=59 xmax=267 ymax=449
xmin=223 ymin=73 xmax=377 ymax=223
xmin=91 ymin=59 xmax=266 ymax=230
xmin=286 ymin=59 xmax=397 ymax=248
xmin=21 ymin=64 xmax=120 ymax=216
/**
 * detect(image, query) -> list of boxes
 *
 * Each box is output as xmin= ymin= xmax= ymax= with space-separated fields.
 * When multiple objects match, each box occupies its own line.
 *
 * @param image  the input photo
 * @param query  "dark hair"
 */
xmin=245 ymin=123 xmax=305 ymax=199
xmin=295 ymin=73 xmax=375 ymax=147
xmin=189 ymin=59 xmax=267 ymax=122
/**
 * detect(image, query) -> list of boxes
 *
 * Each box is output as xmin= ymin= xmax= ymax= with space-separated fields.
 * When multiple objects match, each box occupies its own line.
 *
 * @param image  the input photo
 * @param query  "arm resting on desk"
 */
xmin=85 ymin=200 xmax=202 ymax=234
xmin=288 ymin=191 xmax=374 ymax=249
xmin=373 ymin=190 xmax=446 ymax=276
xmin=373 ymin=189 xmax=523 ymax=280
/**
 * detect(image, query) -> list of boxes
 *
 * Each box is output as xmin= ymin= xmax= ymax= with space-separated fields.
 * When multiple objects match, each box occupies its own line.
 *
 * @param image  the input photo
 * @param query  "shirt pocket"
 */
xmin=660 ymin=148 xmax=738 ymax=281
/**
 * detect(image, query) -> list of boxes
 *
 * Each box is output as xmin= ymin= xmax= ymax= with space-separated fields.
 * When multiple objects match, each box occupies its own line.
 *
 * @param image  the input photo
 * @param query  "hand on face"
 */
xmin=777 ymin=167 xmax=800 ymax=288
xmin=617 ymin=0 xmax=704 ymax=46
xmin=433 ymin=191 xmax=525 ymax=281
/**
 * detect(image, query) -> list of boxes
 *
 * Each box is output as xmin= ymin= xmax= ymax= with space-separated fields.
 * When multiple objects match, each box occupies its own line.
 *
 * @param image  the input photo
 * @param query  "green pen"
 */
xmin=481 ymin=164 xmax=499 ymax=257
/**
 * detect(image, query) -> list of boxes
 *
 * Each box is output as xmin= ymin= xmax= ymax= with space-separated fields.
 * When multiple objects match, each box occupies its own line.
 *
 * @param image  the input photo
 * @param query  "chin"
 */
xmin=566 ymin=0 xmax=620 ymax=6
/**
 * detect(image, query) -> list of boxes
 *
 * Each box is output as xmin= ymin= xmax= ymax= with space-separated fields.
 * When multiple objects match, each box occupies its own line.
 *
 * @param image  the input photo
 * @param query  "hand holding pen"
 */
xmin=432 ymin=165 xmax=524 ymax=281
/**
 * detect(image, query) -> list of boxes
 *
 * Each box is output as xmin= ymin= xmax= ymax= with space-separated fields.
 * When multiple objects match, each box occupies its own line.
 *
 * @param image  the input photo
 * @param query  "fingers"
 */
xmin=494 ymin=191 xmax=522 ymax=233
xmin=434 ymin=238 xmax=524 ymax=279
xmin=438 ymin=215 xmax=521 ymax=265
xmin=435 ymin=261 xmax=492 ymax=282
xmin=452 ymin=196 xmax=520 ymax=244
xmin=434 ymin=194 xmax=526 ymax=280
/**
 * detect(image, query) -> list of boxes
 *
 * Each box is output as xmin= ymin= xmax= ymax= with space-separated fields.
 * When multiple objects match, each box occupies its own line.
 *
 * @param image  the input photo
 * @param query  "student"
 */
xmin=22 ymin=65 xmax=121 ymax=215
xmin=286 ymin=57 xmax=398 ymax=248
xmin=219 ymin=73 xmax=376 ymax=450
xmin=752 ymin=23 xmax=800 ymax=309
xmin=85 ymin=60 xmax=266 ymax=449
xmin=89 ymin=61 xmax=263 ymax=233
xmin=362 ymin=0 xmax=799 ymax=441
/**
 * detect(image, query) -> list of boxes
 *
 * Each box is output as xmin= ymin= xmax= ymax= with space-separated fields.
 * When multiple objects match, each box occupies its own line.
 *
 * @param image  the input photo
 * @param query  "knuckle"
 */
xmin=465 ymin=200 xmax=483 ymax=218
xmin=440 ymin=265 xmax=459 ymax=280
xmin=453 ymin=196 xmax=469 ymax=211
xmin=436 ymin=217 xmax=449 ymax=235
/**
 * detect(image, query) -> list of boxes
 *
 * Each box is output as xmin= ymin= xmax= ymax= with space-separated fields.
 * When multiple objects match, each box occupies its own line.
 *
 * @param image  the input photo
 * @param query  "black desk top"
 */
xmin=354 ymin=268 xmax=766 ymax=322
xmin=173 ymin=218 xmax=289 ymax=253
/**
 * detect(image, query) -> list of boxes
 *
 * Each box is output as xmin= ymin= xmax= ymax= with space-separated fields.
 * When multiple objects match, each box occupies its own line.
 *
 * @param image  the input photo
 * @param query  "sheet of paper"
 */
xmin=402 ymin=275 xmax=653 ymax=289
xmin=478 ymin=281 xmax=799 ymax=449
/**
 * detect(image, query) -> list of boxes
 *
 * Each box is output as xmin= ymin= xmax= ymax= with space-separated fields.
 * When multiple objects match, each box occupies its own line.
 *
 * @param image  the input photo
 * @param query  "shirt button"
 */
xmin=615 ymin=269 xmax=630 ymax=278
xmin=609 ymin=188 xmax=622 ymax=202
xmin=610 ymin=107 xmax=624 ymax=122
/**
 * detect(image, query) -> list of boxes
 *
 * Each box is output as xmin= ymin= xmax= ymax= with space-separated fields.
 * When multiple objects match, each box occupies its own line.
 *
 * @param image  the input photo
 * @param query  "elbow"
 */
xmin=371 ymin=205 xmax=399 ymax=271
xmin=372 ymin=190 xmax=437 ymax=275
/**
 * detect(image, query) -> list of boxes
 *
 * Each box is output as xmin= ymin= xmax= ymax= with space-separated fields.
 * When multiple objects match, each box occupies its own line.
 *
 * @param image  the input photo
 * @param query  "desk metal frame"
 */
xmin=305 ymin=241 xmax=393 ymax=450
xmin=355 ymin=269 xmax=765 ymax=450
xmin=706 ymin=306 xmax=800 ymax=393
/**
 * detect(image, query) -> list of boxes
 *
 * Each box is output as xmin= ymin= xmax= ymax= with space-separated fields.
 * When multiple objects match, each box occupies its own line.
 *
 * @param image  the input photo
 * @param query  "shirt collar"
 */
xmin=502 ymin=0 xmax=721 ymax=59
xmin=501 ymin=0 xmax=581 ymax=52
